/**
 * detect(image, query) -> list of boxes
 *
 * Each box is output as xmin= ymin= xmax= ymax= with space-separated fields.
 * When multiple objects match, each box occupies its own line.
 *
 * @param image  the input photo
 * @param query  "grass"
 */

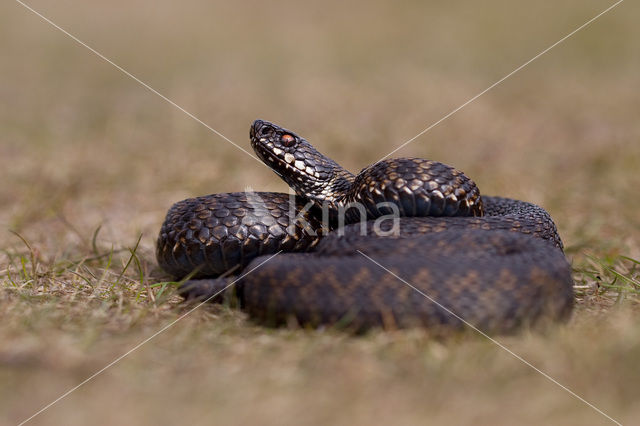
xmin=2 ymin=0 xmax=640 ymax=424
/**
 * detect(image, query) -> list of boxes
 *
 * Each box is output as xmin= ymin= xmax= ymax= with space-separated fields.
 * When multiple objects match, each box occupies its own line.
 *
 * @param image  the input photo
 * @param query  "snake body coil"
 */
xmin=157 ymin=120 xmax=573 ymax=332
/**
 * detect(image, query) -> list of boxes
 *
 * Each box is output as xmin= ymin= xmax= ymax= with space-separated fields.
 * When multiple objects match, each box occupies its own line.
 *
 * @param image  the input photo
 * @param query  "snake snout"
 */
xmin=251 ymin=119 xmax=277 ymax=141
xmin=249 ymin=120 xmax=259 ymax=138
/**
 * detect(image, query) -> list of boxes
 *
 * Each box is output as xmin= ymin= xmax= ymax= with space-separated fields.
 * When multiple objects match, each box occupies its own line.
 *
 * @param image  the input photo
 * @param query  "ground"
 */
xmin=1 ymin=1 xmax=639 ymax=425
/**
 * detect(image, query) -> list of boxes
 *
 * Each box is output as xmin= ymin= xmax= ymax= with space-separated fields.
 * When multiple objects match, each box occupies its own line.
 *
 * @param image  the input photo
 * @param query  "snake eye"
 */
xmin=281 ymin=134 xmax=296 ymax=147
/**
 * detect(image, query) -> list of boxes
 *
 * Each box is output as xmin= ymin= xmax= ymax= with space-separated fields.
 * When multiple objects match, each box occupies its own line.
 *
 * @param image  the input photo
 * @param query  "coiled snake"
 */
xmin=157 ymin=120 xmax=573 ymax=332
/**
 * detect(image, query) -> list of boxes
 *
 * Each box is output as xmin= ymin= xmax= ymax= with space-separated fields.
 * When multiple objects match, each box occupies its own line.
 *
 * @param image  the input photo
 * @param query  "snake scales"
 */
xmin=157 ymin=120 xmax=573 ymax=332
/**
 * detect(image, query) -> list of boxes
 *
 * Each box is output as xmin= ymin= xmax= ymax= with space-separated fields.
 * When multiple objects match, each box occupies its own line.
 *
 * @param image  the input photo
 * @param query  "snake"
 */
xmin=156 ymin=120 xmax=573 ymax=333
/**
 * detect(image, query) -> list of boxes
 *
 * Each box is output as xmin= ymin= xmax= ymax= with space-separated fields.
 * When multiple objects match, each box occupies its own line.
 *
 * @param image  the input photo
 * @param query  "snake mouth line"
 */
xmin=252 ymin=142 xmax=308 ymax=184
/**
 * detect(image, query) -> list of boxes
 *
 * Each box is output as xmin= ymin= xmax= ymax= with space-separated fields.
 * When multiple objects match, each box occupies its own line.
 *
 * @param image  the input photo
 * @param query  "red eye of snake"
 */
xmin=281 ymin=134 xmax=296 ymax=147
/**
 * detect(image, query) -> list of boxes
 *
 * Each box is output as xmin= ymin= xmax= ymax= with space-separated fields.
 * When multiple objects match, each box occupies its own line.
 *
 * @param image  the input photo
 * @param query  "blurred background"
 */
xmin=1 ymin=0 xmax=639 ymax=424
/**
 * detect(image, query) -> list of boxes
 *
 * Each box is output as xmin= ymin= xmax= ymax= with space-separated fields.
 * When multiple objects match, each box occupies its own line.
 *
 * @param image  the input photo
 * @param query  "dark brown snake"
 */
xmin=156 ymin=120 xmax=573 ymax=332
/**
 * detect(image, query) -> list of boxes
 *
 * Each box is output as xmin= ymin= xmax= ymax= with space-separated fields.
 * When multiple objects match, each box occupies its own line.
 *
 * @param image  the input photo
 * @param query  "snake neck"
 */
xmin=250 ymin=119 xmax=355 ymax=208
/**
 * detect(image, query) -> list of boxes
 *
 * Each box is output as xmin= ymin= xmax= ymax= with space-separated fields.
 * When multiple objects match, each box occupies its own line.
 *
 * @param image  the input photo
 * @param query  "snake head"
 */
xmin=250 ymin=120 xmax=354 ymax=204
xmin=250 ymin=119 xmax=304 ymax=158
